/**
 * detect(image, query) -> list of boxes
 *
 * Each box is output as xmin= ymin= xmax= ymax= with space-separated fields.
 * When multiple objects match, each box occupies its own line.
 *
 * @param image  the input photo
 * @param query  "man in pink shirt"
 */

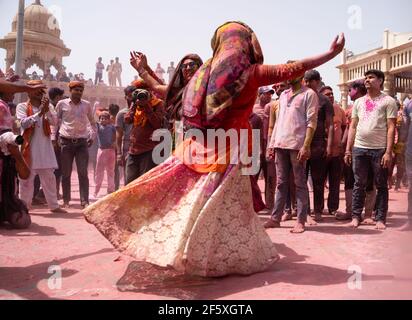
xmin=265 ymin=74 xmax=319 ymax=234
xmin=55 ymin=82 xmax=97 ymax=208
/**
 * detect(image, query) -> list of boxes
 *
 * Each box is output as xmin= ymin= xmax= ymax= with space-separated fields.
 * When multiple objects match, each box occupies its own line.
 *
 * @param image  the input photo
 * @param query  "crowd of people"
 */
xmin=258 ymin=69 xmax=409 ymax=232
xmin=1 ymin=67 xmax=83 ymax=84
xmin=0 ymin=56 xmax=123 ymax=88
xmin=0 ymin=58 xmax=179 ymax=90
xmin=0 ymin=21 xmax=411 ymax=278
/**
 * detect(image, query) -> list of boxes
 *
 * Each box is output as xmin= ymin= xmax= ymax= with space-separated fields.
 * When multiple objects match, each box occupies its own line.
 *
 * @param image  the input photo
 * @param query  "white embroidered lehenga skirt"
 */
xmin=84 ymin=156 xmax=278 ymax=277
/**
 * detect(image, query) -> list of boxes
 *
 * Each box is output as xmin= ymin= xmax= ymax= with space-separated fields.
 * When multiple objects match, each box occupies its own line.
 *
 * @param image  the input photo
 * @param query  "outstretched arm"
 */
xmin=130 ymin=51 xmax=167 ymax=98
xmin=254 ymin=34 xmax=345 ymax=86
xmin=0 ymin=79 xmax=46 ymax=95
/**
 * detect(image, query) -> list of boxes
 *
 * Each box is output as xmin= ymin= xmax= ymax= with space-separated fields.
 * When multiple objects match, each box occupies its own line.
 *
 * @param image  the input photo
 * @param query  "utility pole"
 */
xmin=15 ymin=0 xmax=25 ymax=77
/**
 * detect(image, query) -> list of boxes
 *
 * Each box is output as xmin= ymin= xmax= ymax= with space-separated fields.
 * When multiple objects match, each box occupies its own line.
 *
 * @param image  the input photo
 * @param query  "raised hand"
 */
xmin=130 ymin=51 xmax=148 ymax=72
xmin=41 ymin=97 xmax=49 ymax=107
xmin=139 ymin=52 xmax=148 ymax=69
xmin=129 ymin=51 xmax=140 ymax=71
xmin=40 ymin=97 xmax=50 ymax=115
xmin=296 ymin=32 xmax=346 ymax=78
xmin=329 ymin=33 xmax=345 ymax=56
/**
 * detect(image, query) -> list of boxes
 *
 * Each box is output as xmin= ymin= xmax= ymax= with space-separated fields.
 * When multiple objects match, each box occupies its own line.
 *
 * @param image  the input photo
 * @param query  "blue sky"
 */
xmin=0 ymin=0 xmax=411 ymax=98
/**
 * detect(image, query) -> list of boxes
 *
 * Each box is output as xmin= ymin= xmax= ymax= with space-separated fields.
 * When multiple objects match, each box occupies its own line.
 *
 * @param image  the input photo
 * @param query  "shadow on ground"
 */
xmin=115 ymin=243 xmax=394 ymax=300
xmin=0 ymin=249 xmax=113 ymax=300
xmin=30 ymin=211 xmax=85 ymax=220
xmin=0 ymin=223 xmax=65 ymax=237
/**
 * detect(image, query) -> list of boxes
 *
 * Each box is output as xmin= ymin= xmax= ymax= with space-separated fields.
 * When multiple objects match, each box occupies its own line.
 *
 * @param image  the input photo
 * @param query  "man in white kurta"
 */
xmin=16 ymin=83 xmax=66 ymax=213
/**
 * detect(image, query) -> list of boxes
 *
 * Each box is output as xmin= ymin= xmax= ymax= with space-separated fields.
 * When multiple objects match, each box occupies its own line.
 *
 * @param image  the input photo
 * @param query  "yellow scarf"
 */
xmin=133 ymin=96 xmax=162 ymax=127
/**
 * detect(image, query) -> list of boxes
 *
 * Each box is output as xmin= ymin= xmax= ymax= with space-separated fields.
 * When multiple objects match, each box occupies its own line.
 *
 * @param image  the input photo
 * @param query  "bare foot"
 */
xmin=362 ymin=218 xmax=376 ymax=225
xmin=375 ymin=221 xmax=387 ymax=230
xmin=350 ymin=218 xmax=360 ymax=228
xmin=281 ymin=213 xmax=293 ymax=222
xmin=307 ymin=215 xmax=318 ymax=226
xmin=290 ymin=222 xmax=305 ymax=234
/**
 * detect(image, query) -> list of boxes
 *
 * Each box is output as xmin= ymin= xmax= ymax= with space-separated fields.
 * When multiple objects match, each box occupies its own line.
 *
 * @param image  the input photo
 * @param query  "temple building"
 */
xmin=337 ymin=30 xmax=412 ymax=109
xmin=0 ymin=0 xmax=125 ymax=108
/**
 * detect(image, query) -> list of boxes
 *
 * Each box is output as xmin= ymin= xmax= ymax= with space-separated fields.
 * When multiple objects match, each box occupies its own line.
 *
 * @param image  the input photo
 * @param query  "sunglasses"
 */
xmin=181 ymin=62 xmax=198 ymax=70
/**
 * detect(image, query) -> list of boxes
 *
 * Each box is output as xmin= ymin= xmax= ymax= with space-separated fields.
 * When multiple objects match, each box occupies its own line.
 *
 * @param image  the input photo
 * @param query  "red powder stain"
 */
xmin=365 ymin=99 xmax=376 ymax=113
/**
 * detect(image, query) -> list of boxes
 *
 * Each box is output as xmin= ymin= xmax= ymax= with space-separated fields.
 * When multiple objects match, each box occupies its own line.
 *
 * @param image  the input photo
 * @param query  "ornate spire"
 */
xmin=34 ymin=0 xmax=42 ymax=5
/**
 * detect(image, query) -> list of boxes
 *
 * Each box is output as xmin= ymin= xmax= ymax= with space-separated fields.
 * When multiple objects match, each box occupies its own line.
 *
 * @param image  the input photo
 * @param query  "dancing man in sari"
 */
xmin=85 ymin=22 xmax=345 ymax=277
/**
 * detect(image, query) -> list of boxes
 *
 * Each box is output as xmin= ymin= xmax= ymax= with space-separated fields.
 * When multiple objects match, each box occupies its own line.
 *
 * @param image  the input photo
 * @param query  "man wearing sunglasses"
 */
xmin=130 ymin=51 xmax=203 ymax=126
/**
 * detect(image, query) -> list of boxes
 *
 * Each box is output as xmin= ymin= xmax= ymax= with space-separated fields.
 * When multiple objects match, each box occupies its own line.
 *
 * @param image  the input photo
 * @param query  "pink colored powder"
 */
xmin=365 ymin=99 xmax=376 ymax=113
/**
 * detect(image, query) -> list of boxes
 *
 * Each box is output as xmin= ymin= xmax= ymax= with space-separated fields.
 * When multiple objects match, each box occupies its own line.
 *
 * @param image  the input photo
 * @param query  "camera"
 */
xmin=132 ymin=89 xmax=150 ymax=103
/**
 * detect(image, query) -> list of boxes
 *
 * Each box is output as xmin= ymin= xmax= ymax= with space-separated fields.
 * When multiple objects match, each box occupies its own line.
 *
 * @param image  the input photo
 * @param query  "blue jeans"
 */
xmin=271 ymin=149 xmax=308 ymax=223
xmin=125 ymin=150 xmax=156 ymax=185
xmin=60 ymin=137 xmax=90 ymax=204
xmin=352 ymin=147 xmax=388 ymax=222
xmin=406 ymin=154 xmax=412 ymax=220
xmin=285 ymin=171 xmax=297 ymax=214
xmin=325 ymin=156 xmax=343 ymax=213
xmin=306 ymin=142 xmax=327 ymax=214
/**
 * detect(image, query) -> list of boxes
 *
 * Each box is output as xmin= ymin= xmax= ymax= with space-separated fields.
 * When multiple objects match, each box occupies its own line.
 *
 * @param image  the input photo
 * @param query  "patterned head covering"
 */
xmin=182 ymin=21 xmax=263 ymax=129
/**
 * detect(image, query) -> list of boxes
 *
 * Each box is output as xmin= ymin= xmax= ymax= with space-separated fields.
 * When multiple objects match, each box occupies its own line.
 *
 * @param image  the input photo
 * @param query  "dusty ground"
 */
xmin=1 ymin=171 xmax=411 ymax=300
